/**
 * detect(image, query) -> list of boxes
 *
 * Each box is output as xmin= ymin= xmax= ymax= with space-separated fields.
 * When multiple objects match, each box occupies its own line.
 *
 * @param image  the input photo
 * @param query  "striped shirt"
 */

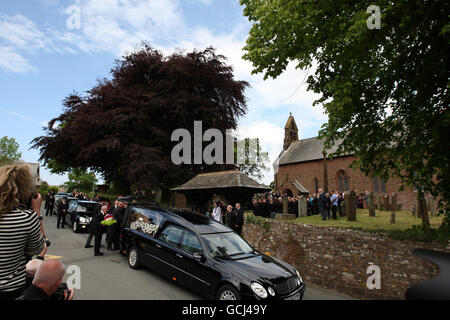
xmin=0 ymin=209 xmax=44 ymax=292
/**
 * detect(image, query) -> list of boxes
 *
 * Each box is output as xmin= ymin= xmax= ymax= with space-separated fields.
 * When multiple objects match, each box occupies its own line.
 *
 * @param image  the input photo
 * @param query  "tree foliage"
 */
xmin=235 ymin=138 xmax=270 ymax=181
xmin=240 ymin=1 xmax=450 ymax=219
xmin=0 ymin=136 xmax=22 ymax=166
xmin=64 ymin=168 xmax=98 ymax=193
xmin=32 ymin=44 xmax=249 ymax=193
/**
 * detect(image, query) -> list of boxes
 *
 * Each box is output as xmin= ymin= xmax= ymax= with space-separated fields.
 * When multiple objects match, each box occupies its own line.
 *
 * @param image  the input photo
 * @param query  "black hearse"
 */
xmin=120 ymin=199 xmax=306 ymax=300
xmin=68 ymin=199 xmax=99 ymax=233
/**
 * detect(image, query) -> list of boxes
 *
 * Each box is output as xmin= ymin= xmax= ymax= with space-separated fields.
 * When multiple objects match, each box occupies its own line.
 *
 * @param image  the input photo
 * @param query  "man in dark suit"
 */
xmin=234 ymin=203 xmax=244 ymax=236
xmin=92 ymin=205 xmax=107 ymax=256
xmin=318 ymin=188 xmax=328 ymax=221
xmin=56 ymin=197 xmax=69 ymax=228
xmin=45 ymin=192 xmax=55 ymax=216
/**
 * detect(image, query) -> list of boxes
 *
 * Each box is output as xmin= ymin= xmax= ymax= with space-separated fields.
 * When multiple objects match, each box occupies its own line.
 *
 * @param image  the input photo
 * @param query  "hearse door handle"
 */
xmin=176 ymin=253 xmax=183 ymax=258
xmin=155 ymin=244 xmax=161 ymax=248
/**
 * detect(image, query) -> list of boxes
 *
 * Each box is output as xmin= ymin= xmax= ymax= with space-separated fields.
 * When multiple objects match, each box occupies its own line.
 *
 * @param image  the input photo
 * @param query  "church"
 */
xmin=273 ymin=114 xmax=417 ymax=211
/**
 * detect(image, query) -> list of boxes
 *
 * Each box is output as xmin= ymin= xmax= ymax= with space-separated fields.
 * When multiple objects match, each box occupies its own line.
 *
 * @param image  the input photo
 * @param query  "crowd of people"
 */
xmin=251 ymin=189 xmax=370 ymax=220
xmin=210 ymin=201 xmax=245 ymax=235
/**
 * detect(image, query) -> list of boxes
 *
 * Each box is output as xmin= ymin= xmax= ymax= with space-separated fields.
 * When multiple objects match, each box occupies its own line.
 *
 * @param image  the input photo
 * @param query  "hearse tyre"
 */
xmin=217 ymin=284 xmax=241 ymax=300
xmin=128 ymin=246 xmax=142 ymax=269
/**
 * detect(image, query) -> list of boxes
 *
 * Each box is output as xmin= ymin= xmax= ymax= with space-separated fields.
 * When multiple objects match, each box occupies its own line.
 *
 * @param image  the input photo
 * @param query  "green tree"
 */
xmin=0 ymin=136 xmax=22 ymax=166
xmin=64 ymin=168 xmax=98 ymax=193
xmin=240 ymin=0 xmax=450 ymax=227
xmin=235 ymin=138 xmax=270 ymax=181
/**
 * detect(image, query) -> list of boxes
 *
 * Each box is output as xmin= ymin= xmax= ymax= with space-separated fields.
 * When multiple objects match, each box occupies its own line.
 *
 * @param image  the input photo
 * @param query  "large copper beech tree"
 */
xmin=32 ymin=44 xmax=249 ymax=193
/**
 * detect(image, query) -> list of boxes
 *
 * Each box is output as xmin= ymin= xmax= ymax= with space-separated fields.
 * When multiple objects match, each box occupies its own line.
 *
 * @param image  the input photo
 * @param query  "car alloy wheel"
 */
xmin=217 ymin=285 xmax=240 ymax=300
xmin=73 ymin=221 xmax=78 ymax=233
xmin=220 ymin=290 xmax=237 ymax=300
xmin=128 ymin=247 xmax=140 ymax=269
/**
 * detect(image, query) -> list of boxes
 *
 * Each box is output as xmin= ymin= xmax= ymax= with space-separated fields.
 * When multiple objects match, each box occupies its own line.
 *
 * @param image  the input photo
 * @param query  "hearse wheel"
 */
xmin=217 ymin=284 xmax=241 ymax=300
xmin=128 ymin=246 xmax=141 ymax=269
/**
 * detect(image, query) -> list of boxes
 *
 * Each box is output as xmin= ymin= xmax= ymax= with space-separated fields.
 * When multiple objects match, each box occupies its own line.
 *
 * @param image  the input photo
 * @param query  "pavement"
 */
xmin=40 ymin=204 xmax=355 ymax=300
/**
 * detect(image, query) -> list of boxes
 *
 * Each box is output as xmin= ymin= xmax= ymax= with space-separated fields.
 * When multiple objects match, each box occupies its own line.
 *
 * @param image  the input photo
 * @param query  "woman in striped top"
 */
xmin=0 ymin=164 xmax=45 ymax=300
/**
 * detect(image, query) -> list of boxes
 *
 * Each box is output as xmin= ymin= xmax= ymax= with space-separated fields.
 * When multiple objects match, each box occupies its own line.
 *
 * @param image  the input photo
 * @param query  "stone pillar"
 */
xmin=298 ymin=196 xmax=307 ymax=217
xmin=368 ymin=191 xmax=376 ymax=217
xmin=391 ymin=193 xmax=397 ymax=212
xmin=345 ymin=191 xmax=357 ymax=221
xmin=383 ymin=195 xmax=390 ymax=211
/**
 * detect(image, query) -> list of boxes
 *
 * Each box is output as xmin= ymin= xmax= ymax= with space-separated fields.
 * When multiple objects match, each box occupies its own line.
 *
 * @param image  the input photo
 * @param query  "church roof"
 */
xmin=172 ymin=170 xmax=271 ymax=191
xmin=276 ymin=137 xmax=353 ymax=166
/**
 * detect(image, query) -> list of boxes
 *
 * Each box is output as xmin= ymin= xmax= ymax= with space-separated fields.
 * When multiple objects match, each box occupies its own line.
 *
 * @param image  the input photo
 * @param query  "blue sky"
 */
xmin=0 ymin=0 xmax=327 ymax=186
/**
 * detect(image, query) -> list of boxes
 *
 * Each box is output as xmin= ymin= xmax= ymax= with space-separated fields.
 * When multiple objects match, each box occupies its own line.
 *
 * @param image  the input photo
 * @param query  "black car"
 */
xmin=120 ymin=203 xmax=306 ymax=300
xmin=68 ymin=199 xmax=99 ymax=233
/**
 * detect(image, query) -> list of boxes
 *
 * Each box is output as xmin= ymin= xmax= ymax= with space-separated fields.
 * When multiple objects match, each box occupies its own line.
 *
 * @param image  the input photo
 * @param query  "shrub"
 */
xmin=246 ymin=214 xmax=271 ymax=231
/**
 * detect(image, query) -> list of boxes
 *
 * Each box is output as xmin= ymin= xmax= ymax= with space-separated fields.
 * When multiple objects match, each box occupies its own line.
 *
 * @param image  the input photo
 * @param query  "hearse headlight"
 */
xmin=267 ymin=286 xmax=275 ymax=296
xmin=295 ymin=269 xmax=303 ymax=283
xmin=251 ymin=282 xmax=268 ymax=299
xmin=79 ymin=217 xmax=87 ymax=223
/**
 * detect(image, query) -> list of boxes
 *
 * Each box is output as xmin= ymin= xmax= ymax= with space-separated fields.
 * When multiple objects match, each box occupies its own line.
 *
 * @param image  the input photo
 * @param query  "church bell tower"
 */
xmin=283 ymin=113 xmax=298 ymax=150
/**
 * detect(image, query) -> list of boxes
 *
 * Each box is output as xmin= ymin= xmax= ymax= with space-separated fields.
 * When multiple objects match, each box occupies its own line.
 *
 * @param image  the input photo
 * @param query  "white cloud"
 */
xmin=0 ymin=46 xmax=36 ymax=73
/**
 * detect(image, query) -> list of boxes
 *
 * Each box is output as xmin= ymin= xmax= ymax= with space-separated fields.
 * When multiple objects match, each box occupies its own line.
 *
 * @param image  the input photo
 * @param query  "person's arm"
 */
xmin=25 ymin=212 xmax=45 ymax=257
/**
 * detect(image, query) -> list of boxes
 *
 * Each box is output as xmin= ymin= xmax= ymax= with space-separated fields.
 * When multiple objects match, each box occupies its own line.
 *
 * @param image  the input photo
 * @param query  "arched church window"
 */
xmin=337 ymin=170 xmax=349 ymax=192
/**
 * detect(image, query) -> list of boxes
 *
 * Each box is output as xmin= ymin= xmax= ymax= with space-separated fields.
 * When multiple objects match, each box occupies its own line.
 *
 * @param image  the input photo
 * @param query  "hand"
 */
xmin=38 ymin=243 xmax=48 ymax=258
xmin=64 ymin=289 xmax=74 ymax=300
xmin=31 ymin=193 xmax=43 ymax=215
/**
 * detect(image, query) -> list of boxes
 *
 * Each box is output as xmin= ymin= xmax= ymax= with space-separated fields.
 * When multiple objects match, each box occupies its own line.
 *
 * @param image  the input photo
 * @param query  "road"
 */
xmin=40 ymin=204 xmax=354 ymax=300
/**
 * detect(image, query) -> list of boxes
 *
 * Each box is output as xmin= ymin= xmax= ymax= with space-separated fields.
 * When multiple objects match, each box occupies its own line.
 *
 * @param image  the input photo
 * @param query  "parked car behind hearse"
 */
xmin=120 ymin=199 xmax=306 ymax=300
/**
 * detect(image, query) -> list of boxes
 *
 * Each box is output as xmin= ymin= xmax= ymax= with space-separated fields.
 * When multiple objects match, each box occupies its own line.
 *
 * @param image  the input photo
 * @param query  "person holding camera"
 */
xmin=0 ymin=164 xmax=45 ymax=300
xmin=20 ymin=260 xmax=74 ymax=300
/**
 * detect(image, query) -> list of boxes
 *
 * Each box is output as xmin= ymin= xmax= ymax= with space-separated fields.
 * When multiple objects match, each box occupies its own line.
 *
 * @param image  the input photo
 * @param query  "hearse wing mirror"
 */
xmin=193 ymin=252 xmax=205 ymax=261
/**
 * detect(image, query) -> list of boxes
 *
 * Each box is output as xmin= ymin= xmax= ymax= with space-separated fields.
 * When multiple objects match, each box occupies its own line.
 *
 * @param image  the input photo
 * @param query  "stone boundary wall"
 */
xmin=242 ymin=220 xmax=450 ymax=299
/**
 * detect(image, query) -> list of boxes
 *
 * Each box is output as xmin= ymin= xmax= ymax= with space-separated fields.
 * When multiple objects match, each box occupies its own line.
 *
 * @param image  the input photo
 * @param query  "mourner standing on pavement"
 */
xmin=211 ymin=201 xmax=222 ymax=223
xmin=45 ymin=192 xmax=55 ymax=216
xmin=234 ymin=203 xmax=244 ymax=235
xmin=0 ymin=163 xmax=45 ymax=300
xmin=92 ymin=205 xmax=108 ymax=256
xmin=56 ymin=196 xmax=69 ymax=229
xmin=225 ymin=205 xmax=237 ymax=231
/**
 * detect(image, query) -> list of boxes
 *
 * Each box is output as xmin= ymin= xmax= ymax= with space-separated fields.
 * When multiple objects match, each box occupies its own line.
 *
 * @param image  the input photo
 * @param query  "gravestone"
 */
xmin=377 ymin=195 xmax=384 ymax=211
xmin=383 ymin=195 xmax=390 ymax=211
xmin=298 ymin=196 xmax=307 ymax=218
xmin=390 ymin=212 xmax=396 ymax=223
xmin=368 ymin=191 xmax=376 ymax=217
xmin=345 ymin=191 xmax=357 ymax=221
xmin=391 ymin=193 xmax=397 ymax=212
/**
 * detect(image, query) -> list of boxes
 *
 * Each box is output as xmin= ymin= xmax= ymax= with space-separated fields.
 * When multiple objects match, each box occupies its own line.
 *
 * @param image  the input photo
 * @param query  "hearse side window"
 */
xmin=128 ymin=208 xmax=161 ymax=237
xmin=180 ymin=230 xmax=202 ymax=255
xmin=158 ymin=224 xmax=184 ymax=248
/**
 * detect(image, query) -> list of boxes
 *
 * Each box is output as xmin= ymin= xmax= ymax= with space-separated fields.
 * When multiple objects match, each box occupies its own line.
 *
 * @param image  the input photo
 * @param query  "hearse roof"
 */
xmin=135 ymin=205 xmax=231 ymax=234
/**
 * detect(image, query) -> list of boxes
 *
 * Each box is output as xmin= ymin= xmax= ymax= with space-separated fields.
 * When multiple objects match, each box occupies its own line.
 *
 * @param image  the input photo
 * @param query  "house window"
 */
xmin=314 ymin=177 xmax=319 ymax=194
xmin=337 ymin=170 xmax=349 ymax=192
xmin=373 ymin=176 xmax=387 ymax=194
